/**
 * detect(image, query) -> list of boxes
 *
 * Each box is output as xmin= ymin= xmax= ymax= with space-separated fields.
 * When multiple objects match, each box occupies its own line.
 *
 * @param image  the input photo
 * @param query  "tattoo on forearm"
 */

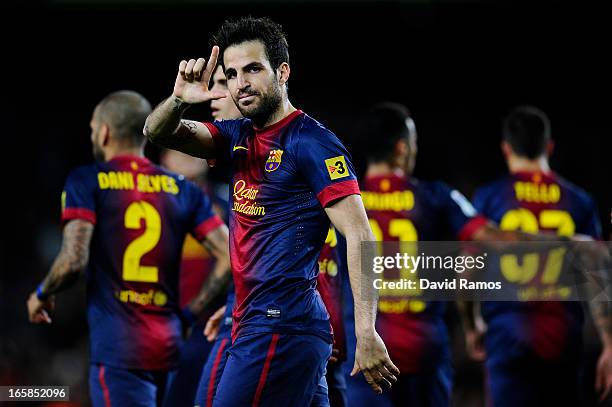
xmin=42 ymin=220 xmax=94 ymax=296
xmin=191 ymin=270 xmax=231 ymax=313
xmin=150 ymin=120 xmax=197 ymax=149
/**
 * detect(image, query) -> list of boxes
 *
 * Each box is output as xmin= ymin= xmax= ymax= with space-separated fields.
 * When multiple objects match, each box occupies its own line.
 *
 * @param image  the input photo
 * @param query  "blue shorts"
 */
xmin=194 ymin=334 xmax=232 ymax=407
xmin=213 ymin=332 xmax=332 ymax=407
xmin=89 ymin=363 xmax=173 ymax=407
xmin=163 ymin=322 xmax=214 ymax=407
xmin=346 ymin=360 xmax=452 ymax=407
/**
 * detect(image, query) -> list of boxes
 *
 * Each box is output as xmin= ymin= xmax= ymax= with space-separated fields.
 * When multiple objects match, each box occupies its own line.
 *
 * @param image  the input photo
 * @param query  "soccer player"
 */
xmin=349 ymin=102 xmax=589 ymax=407
xmin=464 ymin=106 xmax=612 ymax=406
xmin=144 ymin=16 xmax=398 ymax=406
xmin=193 ymin=67 xmax=349 ymax=407
xmin=26 ymin=90 xmax=231 ymax=407
xmin=348 ymin=103 xmax=491 ymax=407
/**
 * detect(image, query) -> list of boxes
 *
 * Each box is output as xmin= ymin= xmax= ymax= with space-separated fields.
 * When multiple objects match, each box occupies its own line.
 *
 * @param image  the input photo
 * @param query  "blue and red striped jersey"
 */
xmin=473 ymin=170 xmax=602 ymax=361
xmin=204 ymin=110 xmax=360 ymax=342
xmin=362 ymin=173 xmax=487 ymax=373
xmin=317 ymin=228 xmax=347 ymax=362
xmin=61 ymin=154 xmax=224 ymax=370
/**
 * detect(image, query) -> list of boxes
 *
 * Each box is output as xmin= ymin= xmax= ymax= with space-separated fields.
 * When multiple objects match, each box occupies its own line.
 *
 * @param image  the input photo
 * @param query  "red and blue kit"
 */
xmin=203 ymin=110 xmax=359 ymax=406
xmin=349 ymin=173 xmax=486 ymax=407
xmin=473 ymin=171 xmax=602 ymax=407
xmin=61 ymin=155 xmax=223 ymax=405
xmin=317 ymin=228 xmax=347 ymax=363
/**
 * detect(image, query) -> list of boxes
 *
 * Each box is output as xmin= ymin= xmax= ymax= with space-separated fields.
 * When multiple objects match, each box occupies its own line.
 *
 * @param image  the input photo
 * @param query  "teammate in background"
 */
xmin=26 ymin=91 xmax=231 ymax=407
xmin=316 ymin=227 xmax=349 ymax=407
xmin=191 ymin=65 xmax=241 ymax=407
xmin=464 ymin=106 xmax=612 ymax=406
xmin=349 ymin=102 xmax=590 ymax=407
xmin=145 ymin=16 xmax=398 ymax=406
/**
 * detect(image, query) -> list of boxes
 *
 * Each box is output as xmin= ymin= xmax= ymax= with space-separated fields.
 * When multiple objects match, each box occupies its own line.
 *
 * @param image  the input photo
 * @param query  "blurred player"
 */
xmin=145 ymin=16 xmax=398 ymax=406
xmin=350 ymin=102 xmax=582 ymax=407
xmin=464 ymin=106 xmax=612 ymax=406
xmin=27 ymin=90 xmax=230 ymax=407
xmin=348 ymin=103 xmax=488 ymax=406
xmin=190 ymin=65 xmax=241 ymax=407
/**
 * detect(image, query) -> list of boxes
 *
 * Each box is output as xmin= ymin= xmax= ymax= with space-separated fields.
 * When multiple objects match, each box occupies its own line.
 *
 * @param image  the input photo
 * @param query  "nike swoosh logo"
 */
xmin=233 ymin=146 xmax=248 ymax=151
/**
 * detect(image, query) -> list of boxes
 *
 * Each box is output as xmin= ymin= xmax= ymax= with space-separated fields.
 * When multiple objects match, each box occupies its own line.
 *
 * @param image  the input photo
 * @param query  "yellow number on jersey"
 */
xmin=122 ymin=201 xmax=162 ymax=283
xmin=499 ymin=208 xmax=575 ymax=285
xmin=369 ymin=217 xmax=424 ymax=313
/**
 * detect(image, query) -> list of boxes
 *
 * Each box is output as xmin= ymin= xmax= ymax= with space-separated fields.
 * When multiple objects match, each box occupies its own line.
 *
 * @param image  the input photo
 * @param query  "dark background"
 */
xmin=1 ymin=0 xmax=610 ymax=405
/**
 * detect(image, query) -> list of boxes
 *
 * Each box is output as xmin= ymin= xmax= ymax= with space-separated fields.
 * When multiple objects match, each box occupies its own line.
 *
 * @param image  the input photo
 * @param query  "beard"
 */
xmin=234 ymin=83 xmax=282 ymax=127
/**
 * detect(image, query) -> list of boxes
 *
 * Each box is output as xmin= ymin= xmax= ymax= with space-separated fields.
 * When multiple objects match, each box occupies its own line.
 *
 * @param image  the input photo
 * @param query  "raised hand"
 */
xmin=351 ymin=330 xmax=400 ymax=394
xmin=173 ymin=46 xmax=227 ymax=105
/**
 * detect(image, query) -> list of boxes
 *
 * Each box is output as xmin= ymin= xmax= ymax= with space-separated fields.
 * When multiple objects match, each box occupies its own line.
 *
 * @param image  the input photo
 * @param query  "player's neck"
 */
xmin=105 ymin=147 xmax=144 ymax=162
xmin=366 ymin=162 xmax=406 ymax=178
xmin=507 ymin=155 xmax=550 ymax=174
xmin=256 ymin=99 xmax=296 ymax=129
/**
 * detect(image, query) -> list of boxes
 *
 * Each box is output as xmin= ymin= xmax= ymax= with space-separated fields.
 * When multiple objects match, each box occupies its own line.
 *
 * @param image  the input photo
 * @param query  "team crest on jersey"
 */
xmin=265 ymin=149 xmax=283 ymax=172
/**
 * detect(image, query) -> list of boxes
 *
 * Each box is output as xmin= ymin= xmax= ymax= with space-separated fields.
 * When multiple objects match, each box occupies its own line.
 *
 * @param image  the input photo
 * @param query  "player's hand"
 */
xmin=173 ymin=46 xmax=227 ymax=105
xmin=596 ymin=345 xmax=612 ymax=401
xmin=351 ymin=330 xmax=400 ymax=394
xmin=465 ymin=328 xmax=486 ymax=361
xmin=27 ymin=292 xmax=54 ymax=324
xmin=328 ymin=348 xmax=341 ymax=364
xmin=204 ymin=305 xmax=226 ymax=342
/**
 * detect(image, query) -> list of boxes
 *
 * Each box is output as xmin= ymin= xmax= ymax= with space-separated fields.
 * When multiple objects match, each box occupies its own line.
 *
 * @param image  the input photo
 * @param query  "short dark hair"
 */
xmin=212 ymin=17 xmax=289 ymax=72
xmin=361 ymin=102 xmax=414 ymax=163
xmin=502 ymin=105 xmax=551 ymax=159
xmin=95 ymin=90 xmax=151 ymax=146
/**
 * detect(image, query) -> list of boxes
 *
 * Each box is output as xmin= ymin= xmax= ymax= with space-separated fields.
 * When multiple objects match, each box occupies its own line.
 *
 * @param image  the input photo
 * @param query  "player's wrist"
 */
xmin=170 ymin=95 xmax=192 ymax=112
xmin=36 ymin=284 xmax=49 ymax=301
xmin=355 ymin=324 xmax=376 ymax=339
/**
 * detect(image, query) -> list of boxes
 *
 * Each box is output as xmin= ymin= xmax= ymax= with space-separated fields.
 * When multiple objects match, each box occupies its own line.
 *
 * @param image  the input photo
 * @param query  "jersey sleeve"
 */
xmin=295 ymin=129 xmax=360 ymax=207
xmin=202 ymin=119 xmax=247 ymax=163
xmin=577 ymin=195 xmax=603 ymax=239
xmin=434 ymin=182 xmax=488 ymax=240
xmin=187 ymin=182 xmax=225 ymax=241
xmin=61 ymin=166 xmax=97 ymax=224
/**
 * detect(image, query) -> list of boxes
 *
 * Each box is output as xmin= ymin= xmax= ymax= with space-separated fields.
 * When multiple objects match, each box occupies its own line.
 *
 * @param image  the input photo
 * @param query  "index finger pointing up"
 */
xmin=202 ymin=46 xmax=220 ymax=85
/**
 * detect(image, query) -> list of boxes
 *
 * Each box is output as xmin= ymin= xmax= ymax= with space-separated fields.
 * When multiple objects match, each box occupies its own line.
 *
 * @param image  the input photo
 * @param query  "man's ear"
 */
xmin=278 ymin=62 xmax=290 ymax=86
xmin=395 ymin=138 xmax=408 ymax=157
xmin=100 ymin=123 xmax=111 ymax=147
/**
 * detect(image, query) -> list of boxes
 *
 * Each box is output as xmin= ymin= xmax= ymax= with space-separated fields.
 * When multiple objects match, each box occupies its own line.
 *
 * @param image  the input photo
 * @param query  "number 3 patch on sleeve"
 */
xmin=325 ymin=155 xmax=350 ymax=180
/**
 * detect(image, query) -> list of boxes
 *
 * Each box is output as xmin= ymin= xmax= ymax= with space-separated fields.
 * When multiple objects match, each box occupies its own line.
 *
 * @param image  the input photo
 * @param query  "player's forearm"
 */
xmin=346 ymin=228 xmax=378 ymax=337
xmin=188 ymin=227 xmax=232 ymax=315
xmin=590 ymin=302 xmax=612 ymax=348
xmin=39 ymin=220 xmax=93 ymax=297
xmin=144 ymin=96 xmax=191 ymax=148
xmin=457 ymin=300 xmax=478 ymax=331
xmin=187 ymin=259 xmax=232 ymax=316
xmin=472 ymin=223 xmax=568 ymax=249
